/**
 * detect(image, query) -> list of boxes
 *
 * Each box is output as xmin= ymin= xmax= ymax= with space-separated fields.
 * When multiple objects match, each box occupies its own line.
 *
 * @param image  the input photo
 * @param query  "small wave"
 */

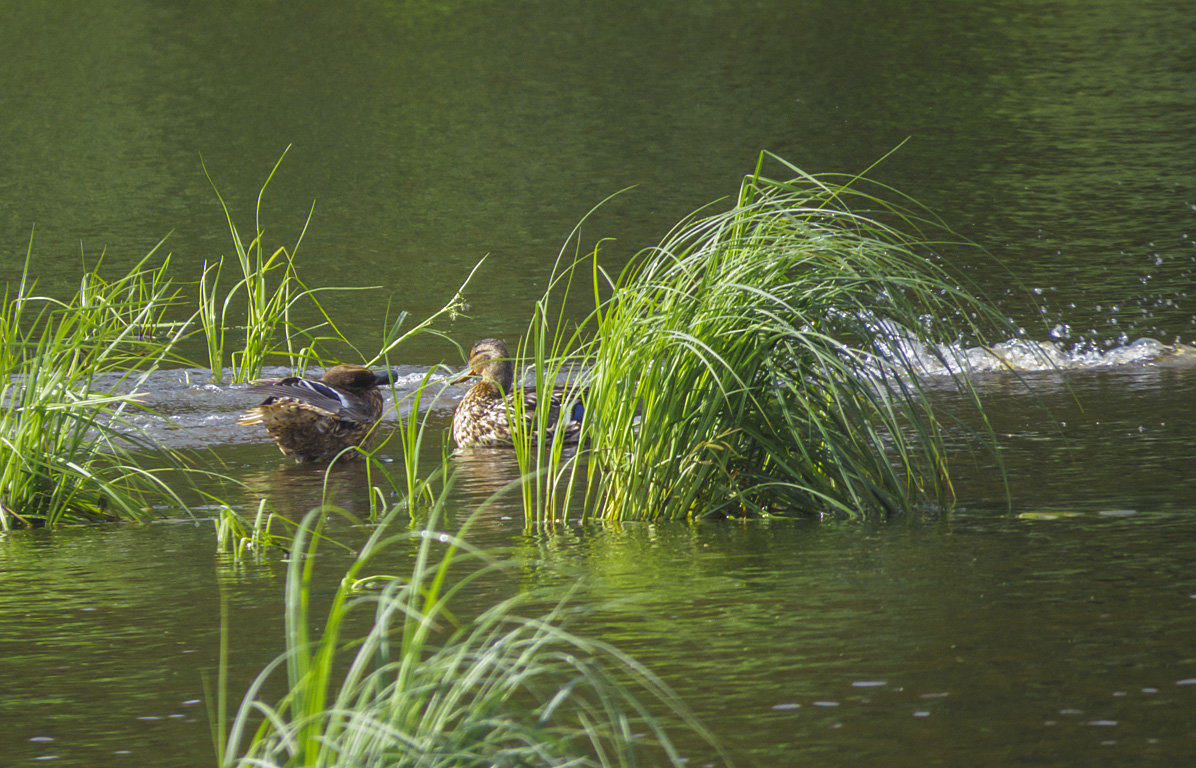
xmin=914 ymin=337 xmax=1196 ymax=376
xmin=859 ymin=313 xmax=1196 ymax=377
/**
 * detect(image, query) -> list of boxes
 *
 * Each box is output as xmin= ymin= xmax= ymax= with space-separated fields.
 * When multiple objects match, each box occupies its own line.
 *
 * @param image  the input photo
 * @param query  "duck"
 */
xmin=451 ymin=338 xmax=585 ymax=449
xmin=238 ymin=364 xmax=395 ymax=462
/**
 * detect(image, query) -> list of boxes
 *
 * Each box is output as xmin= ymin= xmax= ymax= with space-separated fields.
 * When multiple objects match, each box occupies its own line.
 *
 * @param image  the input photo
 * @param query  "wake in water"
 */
xmin=858 ymin=312 xmax=1196 ymax=379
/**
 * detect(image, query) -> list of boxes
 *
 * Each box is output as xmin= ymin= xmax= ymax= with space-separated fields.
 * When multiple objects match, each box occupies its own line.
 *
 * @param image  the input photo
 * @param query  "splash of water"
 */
xmin=863 ymin=314 xmax=1196 ymax=378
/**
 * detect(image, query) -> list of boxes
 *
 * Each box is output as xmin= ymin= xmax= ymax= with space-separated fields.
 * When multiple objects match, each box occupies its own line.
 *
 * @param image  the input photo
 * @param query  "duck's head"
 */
xmin=321 ymin=364 xmax=397 ymax=391
xmin=453 ymin=338 xmax=514 ymax=392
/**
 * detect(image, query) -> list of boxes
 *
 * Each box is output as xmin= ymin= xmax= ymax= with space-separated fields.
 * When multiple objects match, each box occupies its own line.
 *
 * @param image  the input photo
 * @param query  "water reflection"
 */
xmin=942 ymin=365 xmax=1196 ymax=513
xmin=447 ymin=447 xmax=526 ymax=507
xmin=2 ymin=466 xmax=1195 ymax=767
xmin=236 ymin=457 xmax=391 ymax=517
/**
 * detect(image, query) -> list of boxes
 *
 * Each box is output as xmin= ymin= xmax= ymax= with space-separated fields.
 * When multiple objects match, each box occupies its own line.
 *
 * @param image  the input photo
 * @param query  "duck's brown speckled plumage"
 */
xmin=451 ymin=338 xmax=585 ymax=449
xmin=238 ymin=364 xmax=392 ymax=462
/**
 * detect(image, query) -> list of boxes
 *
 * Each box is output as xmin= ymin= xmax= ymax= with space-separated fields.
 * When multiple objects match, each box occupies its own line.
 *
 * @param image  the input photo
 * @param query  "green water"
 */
xmin=2 ymin=0 xmax=1196 ymax=765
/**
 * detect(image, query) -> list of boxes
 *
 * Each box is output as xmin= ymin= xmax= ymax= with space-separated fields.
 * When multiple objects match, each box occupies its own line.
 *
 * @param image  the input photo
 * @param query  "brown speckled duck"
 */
xmin=451 ymin=338 xmax=585 ymax=449
xmin=238 ymin=364 xmax=394 ymax=462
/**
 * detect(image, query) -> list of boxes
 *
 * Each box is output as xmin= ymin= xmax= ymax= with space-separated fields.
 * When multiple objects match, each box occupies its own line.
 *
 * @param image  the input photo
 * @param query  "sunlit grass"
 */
xmin=214 ymin=499 xmax=294 ymax=559
xmin=0 ymin=149 xmax=1021 ymax=764
xmin=0 ymin=236 xmax=201 ymax=528
xmin=379 ymin=368 xmax=452 ymax=513
xmin=0 ymin=157 xmax=482 ymax=528
xmin=507 ymin=223 xmax=598 ymax=522
xmin=199 ymin=146 xmax=370 ymax=383
xmin=512 ymin=152 xmax=1009 ymax=521
xmin=217 ymin=495 xmax=727 ymax=768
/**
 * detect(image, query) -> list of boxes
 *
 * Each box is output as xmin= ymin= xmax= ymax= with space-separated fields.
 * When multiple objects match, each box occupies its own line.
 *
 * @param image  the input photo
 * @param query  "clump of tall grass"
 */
xmin=0 ymin=237 xmax=198 ymax=528
xmin=218 ymin=497 xmax=725 ymax=768
xmin=214 ymin=499 xmax=296 ymax=559
xmin=199 ymin=146 xmax=368 ymax=384
xmin=507 ymin=222 xmax=600 ymax=522
xmin=519 ymin=153 xmax=1008 ymax=521
xmin=378 ymin=367 xmax=452 ymax=512
xmin=198 ymin=149 xmax=482 ymax=386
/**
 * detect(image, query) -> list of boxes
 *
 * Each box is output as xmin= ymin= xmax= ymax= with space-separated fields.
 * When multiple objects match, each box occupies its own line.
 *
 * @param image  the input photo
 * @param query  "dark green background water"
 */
xmin=2 ymin=1 xmax=1195 ymax=766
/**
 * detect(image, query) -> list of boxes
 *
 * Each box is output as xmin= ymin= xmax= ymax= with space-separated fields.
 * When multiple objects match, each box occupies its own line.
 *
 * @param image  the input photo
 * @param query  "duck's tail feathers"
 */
xmin=237 ymin=408 xmax=266 ymax=426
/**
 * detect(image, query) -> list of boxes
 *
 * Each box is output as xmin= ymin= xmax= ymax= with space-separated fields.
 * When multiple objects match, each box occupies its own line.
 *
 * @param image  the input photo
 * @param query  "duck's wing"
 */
xmin=244 ymin=378 xmax=354 ymax=419
xmin=519 ymin=384 xmax=586 ymax=441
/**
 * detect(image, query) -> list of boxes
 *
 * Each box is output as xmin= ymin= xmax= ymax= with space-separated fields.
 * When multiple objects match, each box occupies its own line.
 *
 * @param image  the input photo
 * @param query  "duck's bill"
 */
xmin=372 ymin=369 xmax=401 ymax=387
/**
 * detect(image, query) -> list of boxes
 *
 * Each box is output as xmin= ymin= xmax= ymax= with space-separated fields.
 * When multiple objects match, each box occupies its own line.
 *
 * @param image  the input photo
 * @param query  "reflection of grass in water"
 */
xmin=517 ymin=152 xmax=1009 ymax=521
xmin=217 ymin=498 xmax=727 ymax=768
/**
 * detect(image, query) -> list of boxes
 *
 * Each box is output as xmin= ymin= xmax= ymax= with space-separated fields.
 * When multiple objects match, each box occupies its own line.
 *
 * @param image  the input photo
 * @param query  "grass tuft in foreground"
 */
xmin=218 ymin=495 xmax=726 ymax=768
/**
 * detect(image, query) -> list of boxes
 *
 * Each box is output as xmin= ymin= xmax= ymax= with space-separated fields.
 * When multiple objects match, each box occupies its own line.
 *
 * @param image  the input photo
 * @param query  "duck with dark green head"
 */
xmin=238 ymin=364 xmax=395 ymax=462
xmin=451 ymin=338 xmax=585 ymax=449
